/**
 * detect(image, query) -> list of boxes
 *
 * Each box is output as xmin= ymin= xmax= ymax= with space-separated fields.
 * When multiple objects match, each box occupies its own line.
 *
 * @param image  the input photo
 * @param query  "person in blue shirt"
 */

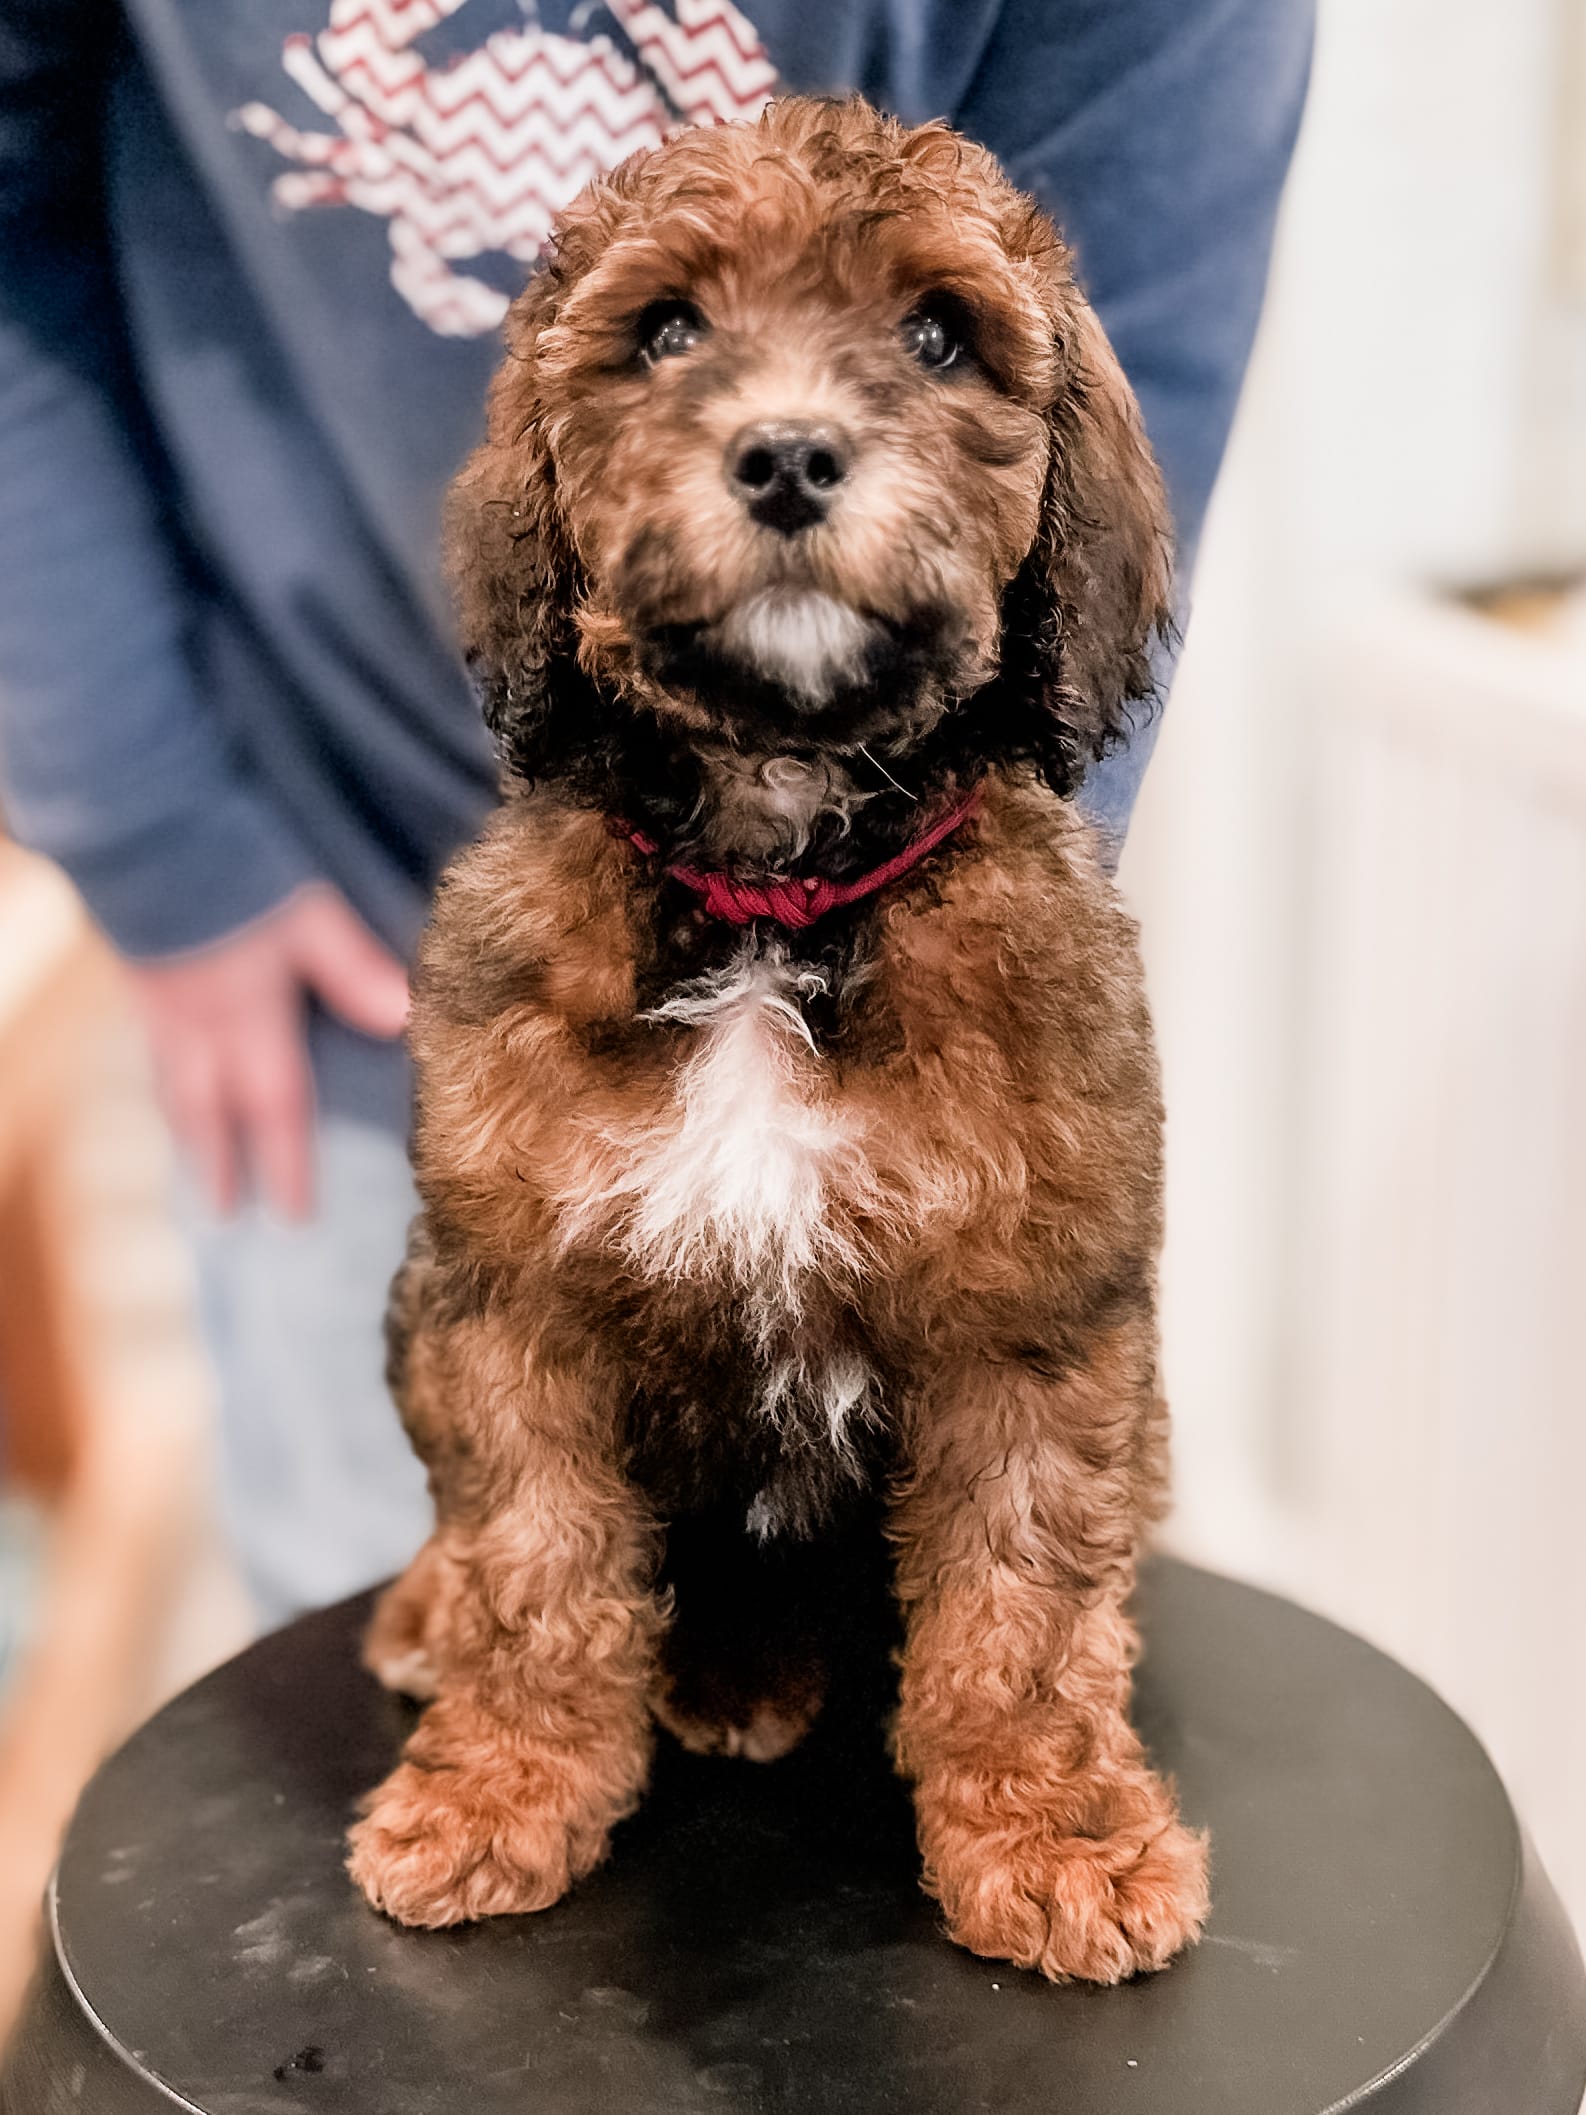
xmin=0 ymin=0 xmax=1312 ymax=1619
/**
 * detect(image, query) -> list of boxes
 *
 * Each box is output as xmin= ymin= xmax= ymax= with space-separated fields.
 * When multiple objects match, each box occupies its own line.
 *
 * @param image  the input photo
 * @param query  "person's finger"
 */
xmin=229 ymin=1013 xmax=316 ymax=1221
xmin=290 ymin=890 xmax=410 ymax=1040
xmin=155 ymin=1036 xmax=241 ymax=1217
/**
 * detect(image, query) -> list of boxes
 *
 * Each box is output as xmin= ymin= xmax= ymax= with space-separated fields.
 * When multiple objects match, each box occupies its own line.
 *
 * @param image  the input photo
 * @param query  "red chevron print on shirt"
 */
xmin=232 ymin=0 xmax=778 ymax=337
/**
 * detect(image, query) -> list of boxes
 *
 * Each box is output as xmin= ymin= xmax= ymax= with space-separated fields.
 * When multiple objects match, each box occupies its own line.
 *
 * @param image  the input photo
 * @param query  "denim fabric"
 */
xmin=185 ymin=1118 xmax=429 ymax=1623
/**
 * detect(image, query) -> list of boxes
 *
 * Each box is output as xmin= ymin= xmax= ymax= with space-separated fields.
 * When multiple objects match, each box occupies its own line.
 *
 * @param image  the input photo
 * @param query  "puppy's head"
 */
xmin=451 ymin=96 xmax=1169 ymax=817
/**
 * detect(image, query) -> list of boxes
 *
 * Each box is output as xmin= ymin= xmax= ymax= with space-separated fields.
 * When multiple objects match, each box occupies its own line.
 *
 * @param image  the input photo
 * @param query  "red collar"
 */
xmin=625 ymin=786 xmax=983 ymax=931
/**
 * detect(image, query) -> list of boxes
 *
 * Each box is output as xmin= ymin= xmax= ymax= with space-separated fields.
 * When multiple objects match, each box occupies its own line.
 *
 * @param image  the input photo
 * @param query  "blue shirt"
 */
xmin=0 ymin=0 xmax=1311 ymax=1123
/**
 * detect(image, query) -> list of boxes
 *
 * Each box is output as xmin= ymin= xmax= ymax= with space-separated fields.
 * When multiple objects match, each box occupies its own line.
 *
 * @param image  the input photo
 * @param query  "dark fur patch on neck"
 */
xmin=479 ymin=634 xmax=1102 ymax=914
xmin=474 ymin=554 xmax=1147 ymax=885
xmin=638 ymin=601 xmax=966 ymax=757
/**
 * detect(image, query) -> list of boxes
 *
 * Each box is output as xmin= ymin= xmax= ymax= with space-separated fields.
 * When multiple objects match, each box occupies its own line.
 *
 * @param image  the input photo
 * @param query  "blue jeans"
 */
xmin=186 ymin=1118 xmax=431 ymax=1626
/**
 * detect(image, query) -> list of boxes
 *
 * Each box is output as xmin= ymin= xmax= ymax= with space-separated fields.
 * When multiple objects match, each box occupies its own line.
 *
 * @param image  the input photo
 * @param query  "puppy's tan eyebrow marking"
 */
xmin=947 ymin=408 xmax=1036 ymax=471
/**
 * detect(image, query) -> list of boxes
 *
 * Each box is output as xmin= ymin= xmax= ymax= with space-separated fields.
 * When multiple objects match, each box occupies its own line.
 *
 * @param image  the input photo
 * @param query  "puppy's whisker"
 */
xmin=857 ymin=744 xmax=919 ymax=802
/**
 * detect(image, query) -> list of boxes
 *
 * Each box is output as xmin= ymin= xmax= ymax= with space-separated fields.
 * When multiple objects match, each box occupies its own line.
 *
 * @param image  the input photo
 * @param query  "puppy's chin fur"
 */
xmin=713 ymin=590 xmax=878 ymax=704
xmin=638 ymin=595 xmax=973 ymax=759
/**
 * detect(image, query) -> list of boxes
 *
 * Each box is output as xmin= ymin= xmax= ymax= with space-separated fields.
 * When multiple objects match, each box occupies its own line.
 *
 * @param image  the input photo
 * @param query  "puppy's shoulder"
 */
xmin=415 ymin=793 xmax=638 ymax=1033
xmin=879 ymin=774 xmax=1146 ymax=1045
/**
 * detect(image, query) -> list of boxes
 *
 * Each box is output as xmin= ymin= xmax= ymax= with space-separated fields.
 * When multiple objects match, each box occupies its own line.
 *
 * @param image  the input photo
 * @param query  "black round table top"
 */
xmin=8 ymin=1560 xmax=1584 ymax=2115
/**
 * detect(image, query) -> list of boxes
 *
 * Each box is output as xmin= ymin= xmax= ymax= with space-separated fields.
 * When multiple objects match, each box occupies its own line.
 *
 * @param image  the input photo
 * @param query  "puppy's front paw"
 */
xmin=922 ymin=1778 xmax=1209 ymax=1983
xmin=348 ymin=1756 xmax=612 ymax=1929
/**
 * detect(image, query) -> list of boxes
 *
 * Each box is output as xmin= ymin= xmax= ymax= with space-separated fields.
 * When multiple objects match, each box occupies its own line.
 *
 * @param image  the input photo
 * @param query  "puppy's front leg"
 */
xmin=348 ymin=1311 xmax=660 ymax=1928
xmin=892 ymin=1328 xmax=1208 ymax=1983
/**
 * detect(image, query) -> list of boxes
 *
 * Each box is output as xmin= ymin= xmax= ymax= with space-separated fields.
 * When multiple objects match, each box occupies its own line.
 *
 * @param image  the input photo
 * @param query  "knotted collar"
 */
xmin=625 ymin=786 xmax=983 ymax=931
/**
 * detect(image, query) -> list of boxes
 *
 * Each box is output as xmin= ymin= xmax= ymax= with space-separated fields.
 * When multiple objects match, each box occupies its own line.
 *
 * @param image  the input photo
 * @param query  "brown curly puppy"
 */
xmin=347 ymin=94 xmax=1210 ymax=1984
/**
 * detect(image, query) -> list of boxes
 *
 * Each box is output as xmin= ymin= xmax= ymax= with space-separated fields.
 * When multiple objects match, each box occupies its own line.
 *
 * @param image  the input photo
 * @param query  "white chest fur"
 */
xmin=605 ymin=943 xmax=871 ymax=1303
xmin=552 ymin=940 xmax=885 ymax=1490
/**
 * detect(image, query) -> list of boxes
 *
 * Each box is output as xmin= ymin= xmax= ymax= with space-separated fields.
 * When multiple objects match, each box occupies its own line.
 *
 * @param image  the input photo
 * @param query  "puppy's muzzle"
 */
xmin=727 ymin=421 xmax=851 ymax=538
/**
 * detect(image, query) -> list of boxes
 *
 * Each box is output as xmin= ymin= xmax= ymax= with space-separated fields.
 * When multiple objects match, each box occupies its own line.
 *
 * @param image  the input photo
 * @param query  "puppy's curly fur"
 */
xmin=348 ymin=96 xmax=1209 ymax=1984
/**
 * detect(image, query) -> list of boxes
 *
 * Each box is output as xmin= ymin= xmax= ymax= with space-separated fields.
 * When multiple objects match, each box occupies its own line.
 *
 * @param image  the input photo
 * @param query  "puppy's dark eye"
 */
xmin=901 ymin=305 xmax=962 ymax=372
xmin=638 ymin=299 xmax=706 ymax=366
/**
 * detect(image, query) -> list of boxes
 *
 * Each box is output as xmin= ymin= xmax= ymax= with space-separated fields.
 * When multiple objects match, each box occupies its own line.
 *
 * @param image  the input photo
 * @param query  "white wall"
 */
xmin=1268 ymin=0 xmax=1586 ymax=589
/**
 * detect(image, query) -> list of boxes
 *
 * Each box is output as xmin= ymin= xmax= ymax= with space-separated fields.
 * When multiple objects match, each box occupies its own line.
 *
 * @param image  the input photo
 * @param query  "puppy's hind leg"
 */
xmin=363 ymin=1535 xmax=460 ymax=1701
xmin=360 ymin=1229 xmax=462 ymax=1702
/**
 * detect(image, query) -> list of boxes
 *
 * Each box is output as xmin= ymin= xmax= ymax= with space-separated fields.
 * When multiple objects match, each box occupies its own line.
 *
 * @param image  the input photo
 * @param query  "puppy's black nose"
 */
xmin=727 ymin=421 xmax=850 ymax=536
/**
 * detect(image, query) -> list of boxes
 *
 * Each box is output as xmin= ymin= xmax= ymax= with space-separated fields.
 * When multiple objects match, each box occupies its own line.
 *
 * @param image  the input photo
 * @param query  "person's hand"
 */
xmin=130 ymin=884 xmax=410 ymax=1220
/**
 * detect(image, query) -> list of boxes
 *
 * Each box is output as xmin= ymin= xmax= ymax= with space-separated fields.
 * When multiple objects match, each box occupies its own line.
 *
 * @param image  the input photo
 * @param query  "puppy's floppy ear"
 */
xmin=444 ymin=268 xmax=589 ymax=774
xmin=998 ymin=299 xmax=1173 ymax=797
